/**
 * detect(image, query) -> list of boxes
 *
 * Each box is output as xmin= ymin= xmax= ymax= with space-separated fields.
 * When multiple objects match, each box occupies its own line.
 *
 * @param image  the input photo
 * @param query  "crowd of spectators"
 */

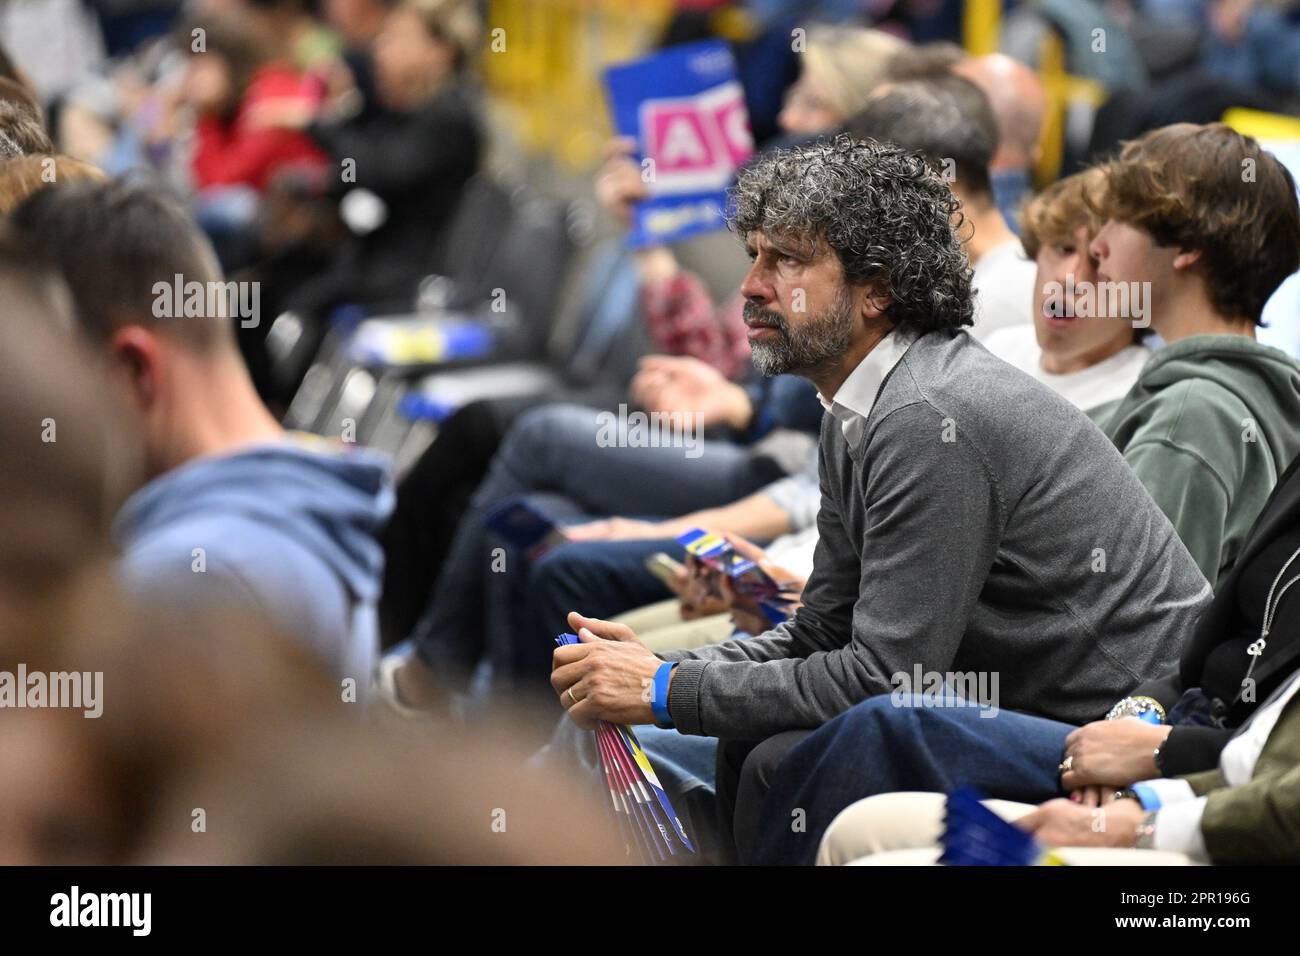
xmin=3 ymin=0 xmax=1300 ymax=866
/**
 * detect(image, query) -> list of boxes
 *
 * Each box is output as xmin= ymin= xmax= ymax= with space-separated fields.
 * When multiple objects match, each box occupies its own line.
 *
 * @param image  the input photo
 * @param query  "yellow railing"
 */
xmin=481 ymin=0 xmax=1112 ymax=181
xmin=482 ymin=0 xmax=674 ymax=171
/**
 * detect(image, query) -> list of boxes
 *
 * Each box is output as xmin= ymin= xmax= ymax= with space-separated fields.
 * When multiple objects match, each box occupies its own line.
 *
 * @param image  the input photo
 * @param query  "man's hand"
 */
xmin=1017 ymin=797 xmax=1146 ymax=849
xmin=594 ymin=137 xmax=648 ymax=227
xmin=1059 ymin=719 xmax=1173 ymax=790
xmin=552 ymin=613 xmax=661 ymax=729
xmin=719 ymin=533 xmax=805 ymax=635
xmin=679 ymin=554 xmax=729 ymax=620
xmin=630 ymin=355 xmax=752 ymax=430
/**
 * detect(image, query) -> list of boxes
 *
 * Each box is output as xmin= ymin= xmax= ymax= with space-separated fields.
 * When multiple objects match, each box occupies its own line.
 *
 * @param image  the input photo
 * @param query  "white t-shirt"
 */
xmin=969 ymin=240 xmax=1037 ymax=341
xmin=984 ymin=323 xmax=1152 ymax=412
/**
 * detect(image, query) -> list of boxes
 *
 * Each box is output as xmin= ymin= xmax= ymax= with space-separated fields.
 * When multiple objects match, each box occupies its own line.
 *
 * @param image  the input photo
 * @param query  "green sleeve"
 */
xmin=1178 ymin=768 xmax=1225 ymax=796
xmin=1121 ymin=440 xmax=1230 ymax=588
xmin=1201 ymin=761 xmax=1300 ymax=863
xmin=1196 ymin=696 xmax=1300 ymax=863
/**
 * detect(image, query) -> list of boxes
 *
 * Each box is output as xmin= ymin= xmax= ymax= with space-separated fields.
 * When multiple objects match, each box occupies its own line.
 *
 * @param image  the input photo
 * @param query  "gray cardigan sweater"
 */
xmin=661 ymin=330 xmax=1211 ymax=738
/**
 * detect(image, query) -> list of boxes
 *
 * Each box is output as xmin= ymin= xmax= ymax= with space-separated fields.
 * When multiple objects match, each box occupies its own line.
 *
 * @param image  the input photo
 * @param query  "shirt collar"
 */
xmin=817 ymin=329 xmax=917 ymax=447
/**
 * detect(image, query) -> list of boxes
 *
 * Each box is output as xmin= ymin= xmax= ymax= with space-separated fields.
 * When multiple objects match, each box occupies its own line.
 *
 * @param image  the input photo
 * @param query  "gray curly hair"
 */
xmin=728 ymin=133 xmax=975 ymax=334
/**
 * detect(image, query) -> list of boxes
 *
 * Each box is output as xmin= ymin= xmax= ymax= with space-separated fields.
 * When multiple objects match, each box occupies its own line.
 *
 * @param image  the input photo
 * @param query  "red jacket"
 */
xmin=192 ymin=65 xmax=328 ymax=191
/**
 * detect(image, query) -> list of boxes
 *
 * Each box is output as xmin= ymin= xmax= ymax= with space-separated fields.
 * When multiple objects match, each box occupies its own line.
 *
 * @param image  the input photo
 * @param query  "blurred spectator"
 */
xmin=848 ymin=75 xmax=1038 ymax=338
xmin=777 ymin=26 xmax=906 ymax=137
xmin=9 ymin=180 xmax=393 ymax=688
xmin=953 ymin=53 xmax=1047 ymax=231
xmin=179 ymin=15 xmax=328 ymax=192
xmin=321 ymin=0 xmax=394 ymax=117
xmin=238 ymin=0 xmax=343 ymax=71
xmin=0 ymin=229 xmax=138 ymax=662
xmin=259 ymin=0 xmax=484 ymax=321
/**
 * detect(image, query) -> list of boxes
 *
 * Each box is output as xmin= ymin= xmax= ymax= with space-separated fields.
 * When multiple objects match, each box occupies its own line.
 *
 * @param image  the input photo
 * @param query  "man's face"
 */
xmin=1089 ymin=219 xmax=1177 ymax=331
xmin=1033 ymin=225 xmax=1134 ymax=362
xmin=740 ymin=231 xmax=859 ymax=377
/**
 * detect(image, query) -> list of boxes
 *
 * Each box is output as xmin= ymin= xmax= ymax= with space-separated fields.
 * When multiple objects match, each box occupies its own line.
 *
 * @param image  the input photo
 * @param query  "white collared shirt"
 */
xmin=817 ymin=329 xmax=919 ymax=449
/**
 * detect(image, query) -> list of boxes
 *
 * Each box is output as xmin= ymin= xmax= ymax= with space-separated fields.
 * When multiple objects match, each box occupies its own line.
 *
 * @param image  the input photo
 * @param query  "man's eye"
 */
xmin=1054 ymin=244 xmax=1075 ymax=255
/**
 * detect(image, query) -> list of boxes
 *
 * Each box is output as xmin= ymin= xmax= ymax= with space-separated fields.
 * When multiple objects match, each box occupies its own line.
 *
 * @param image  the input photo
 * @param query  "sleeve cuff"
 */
xmin=665 ymin=659 xmax=709 ymax=736
xmin=1153 ymin=796 xmax=1210 ymax=862
xmin=1133 ymin=777 xmax=1198 ymax=808
xmin=1158 ymin=725 xmax=1234 ymax=776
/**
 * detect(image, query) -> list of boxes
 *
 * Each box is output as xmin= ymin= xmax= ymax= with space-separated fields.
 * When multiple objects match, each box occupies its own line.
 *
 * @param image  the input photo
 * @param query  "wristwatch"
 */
xmin=1106 ymin=695 xmax=1167 ymax=724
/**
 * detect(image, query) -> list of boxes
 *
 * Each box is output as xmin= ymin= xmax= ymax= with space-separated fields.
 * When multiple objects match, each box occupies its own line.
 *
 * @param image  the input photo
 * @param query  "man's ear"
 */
xmin=107 ymin=325 xmax=163 ymax=409
xmin=1172 ymin=248 xmax=1203 ymax=272
xmin=859 ymin=282 xmax=892 ymax=321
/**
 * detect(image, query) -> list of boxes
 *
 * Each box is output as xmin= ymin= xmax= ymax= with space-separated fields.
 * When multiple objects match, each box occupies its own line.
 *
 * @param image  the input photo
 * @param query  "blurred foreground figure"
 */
xmin=0 ymin=240 xmax=621 ymax=864
xmin=9 ymin=180 xmax=393 ymax=691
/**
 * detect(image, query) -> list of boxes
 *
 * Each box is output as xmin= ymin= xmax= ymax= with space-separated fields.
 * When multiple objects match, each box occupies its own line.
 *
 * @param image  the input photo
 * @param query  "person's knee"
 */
xmin=740 ymin=731 xmax=809 ymax=795
xmin=528 ymin=549 xmax=575 ymax=611
xmin=502 ymin=404 xmax=595 ymax=463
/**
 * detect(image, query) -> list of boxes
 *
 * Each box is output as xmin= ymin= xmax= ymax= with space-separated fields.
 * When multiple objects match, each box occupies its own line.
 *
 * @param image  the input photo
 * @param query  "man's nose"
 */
xmin=1088 ymin=231 xmax=1108 ymax=263
xmin=739 ymin=264 xmax=772 ymax=304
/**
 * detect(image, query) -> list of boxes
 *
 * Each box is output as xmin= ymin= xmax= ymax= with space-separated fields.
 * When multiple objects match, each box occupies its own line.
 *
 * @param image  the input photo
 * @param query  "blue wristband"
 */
xmin=652 ymin=661 xmax=677 ymax=728
xmin=1130 ymin=782 xmax=1162 ymax=811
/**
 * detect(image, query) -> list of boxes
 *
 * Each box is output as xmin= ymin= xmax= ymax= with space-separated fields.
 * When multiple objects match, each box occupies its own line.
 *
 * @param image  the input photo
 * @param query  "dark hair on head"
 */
xmin=0 ymin=75 xmax=41 ymax=117
xmin=729 ymin=132 xmax=974 ymax=334
xmin=0 ymin=98 xmax=53 ymax=159
xmin=1090 ymin=122 xmax=1300 ymax=325
xmin=846 ymin=75 xmax=997 ymax=199
xmin=8 ymin=179 xmax=233 ymax=350
xmin=884 ymin=42 xmax=966 ymax=82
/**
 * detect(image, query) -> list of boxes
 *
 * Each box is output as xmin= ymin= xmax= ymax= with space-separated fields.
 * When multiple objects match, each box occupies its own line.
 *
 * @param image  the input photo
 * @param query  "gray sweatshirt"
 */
xmin=661 ymin=330 xmax=1211 ymax=738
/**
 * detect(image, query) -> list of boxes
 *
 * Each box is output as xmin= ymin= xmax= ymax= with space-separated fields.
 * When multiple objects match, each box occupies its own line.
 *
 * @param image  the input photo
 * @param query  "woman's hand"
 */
xmin=1059 ymin=719 xmax=1173 ymax=790
xmin=564 ymin=517 xmax=666 ymax=543
xmin=1017 ymin=797 xmax=1147 ymax=849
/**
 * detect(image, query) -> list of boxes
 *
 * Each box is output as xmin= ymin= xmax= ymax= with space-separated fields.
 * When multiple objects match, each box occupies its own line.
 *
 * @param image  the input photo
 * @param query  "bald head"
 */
xmin=953 ymin=54 xmax=1046 ymax=172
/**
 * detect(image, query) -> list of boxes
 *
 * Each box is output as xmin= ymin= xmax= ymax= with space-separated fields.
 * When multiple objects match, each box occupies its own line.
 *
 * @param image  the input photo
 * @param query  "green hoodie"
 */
xmin=1099 ymin=335 xmax=1300 ymax=588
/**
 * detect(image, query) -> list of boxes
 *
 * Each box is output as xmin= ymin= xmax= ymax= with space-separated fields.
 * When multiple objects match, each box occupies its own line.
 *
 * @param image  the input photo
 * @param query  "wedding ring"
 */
xmin=566 ymin=687 xmax=581 ymax=706
xmin=1058 ymin=755 xmax=1074 ymax=773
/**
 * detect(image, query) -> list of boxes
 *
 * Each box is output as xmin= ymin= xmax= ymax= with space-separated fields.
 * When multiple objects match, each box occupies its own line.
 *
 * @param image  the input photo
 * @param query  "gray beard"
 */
xmin=746 ymin=289 xmax=856 ymax=377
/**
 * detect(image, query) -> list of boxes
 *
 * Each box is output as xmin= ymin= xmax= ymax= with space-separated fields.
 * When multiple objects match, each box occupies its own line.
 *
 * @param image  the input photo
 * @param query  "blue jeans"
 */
xmin=410 ymin=403 xmax=780 ymax=690
xmin=484 ymin=530 xmax=679 ymax=692
xmin=748 ymin=695 xmax=1075 ymax=865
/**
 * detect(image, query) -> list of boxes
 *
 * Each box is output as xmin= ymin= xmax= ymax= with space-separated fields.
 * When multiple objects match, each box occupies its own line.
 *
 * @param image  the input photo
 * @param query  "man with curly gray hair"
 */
xmin=551 ymin=134 xmax=1209 ymax=861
